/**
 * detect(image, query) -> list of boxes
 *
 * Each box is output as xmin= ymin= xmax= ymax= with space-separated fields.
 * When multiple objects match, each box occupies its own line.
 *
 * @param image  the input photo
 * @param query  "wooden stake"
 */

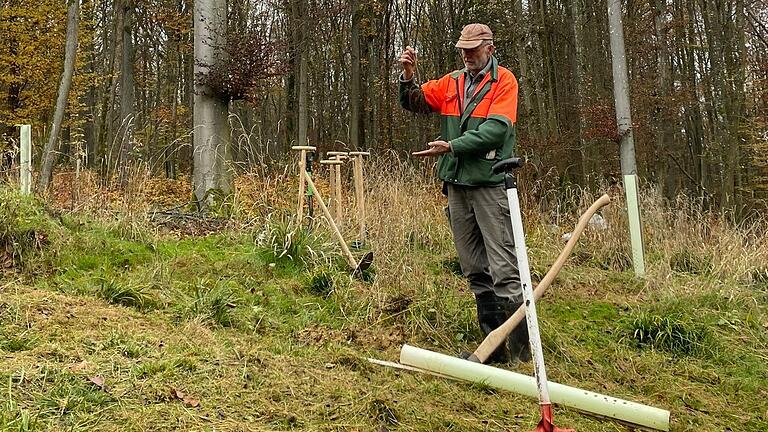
xmin=320 ymin=159 xmax=343 ymax=222
xmin=291 ymin=145 xmax=316 ymax=221
xmin=327 ymin=152 xmax=348 ymax=222
xmin=349 ymin=151 xmax=370 ymax=242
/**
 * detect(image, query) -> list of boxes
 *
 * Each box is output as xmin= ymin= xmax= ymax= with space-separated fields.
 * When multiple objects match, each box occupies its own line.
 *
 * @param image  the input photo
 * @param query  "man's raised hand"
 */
xmin=399 ymin=46 xmax=417 ymax=81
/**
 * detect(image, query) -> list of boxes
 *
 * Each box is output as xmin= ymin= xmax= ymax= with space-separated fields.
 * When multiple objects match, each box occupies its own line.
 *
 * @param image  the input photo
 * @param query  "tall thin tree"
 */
xmin=118 ymin=0 xmax=136 ymax=186
xmin=39 ymin=0 xmax=80 ymax=192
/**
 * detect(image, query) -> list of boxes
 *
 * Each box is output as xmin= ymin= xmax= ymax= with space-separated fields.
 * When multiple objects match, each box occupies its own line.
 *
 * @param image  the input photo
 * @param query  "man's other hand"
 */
xmin=399 ymin=46 xmax=417 ymax=81
xmin=412 ymin=140 xmax=451 ymax=157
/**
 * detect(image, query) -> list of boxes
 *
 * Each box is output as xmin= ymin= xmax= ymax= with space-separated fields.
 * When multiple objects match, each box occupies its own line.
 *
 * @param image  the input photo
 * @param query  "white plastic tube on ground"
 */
xmin=400 ymin=344 xmax=670 ymax=431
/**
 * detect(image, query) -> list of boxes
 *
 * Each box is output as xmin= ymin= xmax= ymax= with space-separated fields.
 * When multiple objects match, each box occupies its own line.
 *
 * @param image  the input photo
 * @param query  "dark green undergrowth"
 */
xmin=0 ymin=186 xmax=62 ymax=274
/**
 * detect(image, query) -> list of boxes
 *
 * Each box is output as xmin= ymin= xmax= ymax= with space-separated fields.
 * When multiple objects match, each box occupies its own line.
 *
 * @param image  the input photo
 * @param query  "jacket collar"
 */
xmin=450 ymin=55 xmax=499 ymax=81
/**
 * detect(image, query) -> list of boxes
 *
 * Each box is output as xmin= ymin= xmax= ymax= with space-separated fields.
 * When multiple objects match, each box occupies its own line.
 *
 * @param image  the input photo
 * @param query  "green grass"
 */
xmin=0 ymin=375 xmax=37 ymax=432
xmin=0 ymin=184 xmax=766 ymax=431
xmin=624 ymin=311 xmax=715 ymax=357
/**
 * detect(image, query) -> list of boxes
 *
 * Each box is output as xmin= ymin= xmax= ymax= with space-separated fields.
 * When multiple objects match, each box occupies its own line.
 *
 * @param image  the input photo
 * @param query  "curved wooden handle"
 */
xmin=470 ymin=194 xmax=612 ymax=363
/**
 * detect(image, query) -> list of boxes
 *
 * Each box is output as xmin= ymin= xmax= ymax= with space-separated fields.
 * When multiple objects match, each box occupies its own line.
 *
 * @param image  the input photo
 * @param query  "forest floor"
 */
xmin=1 ymin=163 xmax=767 ymax=431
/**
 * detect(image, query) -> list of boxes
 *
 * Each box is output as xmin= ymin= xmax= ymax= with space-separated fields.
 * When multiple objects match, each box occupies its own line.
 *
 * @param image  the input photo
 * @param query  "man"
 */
xmin=398 ymin=23 xmax=530 ymax=364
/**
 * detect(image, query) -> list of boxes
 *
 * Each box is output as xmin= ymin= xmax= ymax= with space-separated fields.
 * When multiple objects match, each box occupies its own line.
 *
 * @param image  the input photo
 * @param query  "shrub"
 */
xmin=669 ymin=250 xmax=713 ymax=275
xmin=256 ymin=213 xmax=330 ymax=269
xmin=750 ymin=267 xmax=768 ymax=288
xmin=0 ymin=186 xmax=59 ymax=272
xmin=98 ymin=279 xmax=154 ymax=310
xmin=305 ymin=268 xmax=334 ymax=297
xmin=625 ymin=311 xmax=715 ymax=357
xmin=440 ymin=256 xmax=463 ymax=276
xmin=187 ymin=283 xmax=239 ymax=327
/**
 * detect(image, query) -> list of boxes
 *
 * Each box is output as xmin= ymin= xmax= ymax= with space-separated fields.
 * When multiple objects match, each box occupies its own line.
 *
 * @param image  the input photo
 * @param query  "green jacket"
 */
xmin=400 ymin=56 xmax=519 ymax=186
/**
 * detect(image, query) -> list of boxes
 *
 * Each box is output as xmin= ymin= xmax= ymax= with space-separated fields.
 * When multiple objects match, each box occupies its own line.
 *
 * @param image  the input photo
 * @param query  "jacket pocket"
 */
xmin=442 ymin=92 xmax=459 ymax=116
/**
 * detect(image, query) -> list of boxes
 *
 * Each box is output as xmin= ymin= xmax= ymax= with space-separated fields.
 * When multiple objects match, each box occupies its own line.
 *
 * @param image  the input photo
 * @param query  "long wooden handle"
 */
xmin=353 ymin=157 xmax=365 ymax=240
xmin=303 ymin=171 xmax=358 ymax=269
xmin=471 ymin=194 xmax=612 ymax=363
xmin=296 ymin=150 xmax=307 ymax=220
xmin=335 ymin=163 xmax=343 ymax=221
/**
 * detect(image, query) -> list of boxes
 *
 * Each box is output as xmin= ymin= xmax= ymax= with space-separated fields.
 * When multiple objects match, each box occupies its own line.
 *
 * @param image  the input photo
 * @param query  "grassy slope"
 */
xmin=1 ymin=174 xmax=767 ymax=432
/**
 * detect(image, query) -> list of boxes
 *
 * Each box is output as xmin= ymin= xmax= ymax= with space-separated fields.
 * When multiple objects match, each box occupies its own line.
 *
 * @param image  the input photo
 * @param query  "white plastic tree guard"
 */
xmin=400 ymin=344 xmax=670 ymax=431
xmin=19 ymin=124 xmax=32 ymax=195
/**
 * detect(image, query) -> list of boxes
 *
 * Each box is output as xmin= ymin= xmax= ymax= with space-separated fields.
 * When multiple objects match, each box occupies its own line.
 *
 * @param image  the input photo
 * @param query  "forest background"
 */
xmin=2 ymin=1 xmax=768 ymax=430
xmin=1 ymin=0 xmax=767 ymax=214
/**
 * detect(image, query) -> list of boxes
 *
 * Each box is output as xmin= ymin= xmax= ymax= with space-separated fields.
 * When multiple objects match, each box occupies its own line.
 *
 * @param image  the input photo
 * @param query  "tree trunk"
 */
xmin=538 ymin=0 xmax=557 ymax=134
xmin=532 ymin=0 xmax=549 ymax=136
xmin=655 ymin=0 xmax=677 ymax=198
xmin=683 ymin=0 xmax=706 ymax=200
xmin=119 ymin=0 xmax=136 ymax=186
xmin=296 ymin=0 xmax=308 ymax=148
xmin=349 ymin=0 xmax=362 ymax=149
xmin=39 ymin=0 xmax=80 ymax=192
xmin=570 ymin=0 xmax=589 ymax=184
xmin=513 ymin=0 xmax=532 ymax=122
xmin=82 ymin=0 xmax=96 ymax=167
xmin=721 ymin=0 xmax=747 ymax=213
xmin=104 ymin=1 xmax=123 ymax=177
xmin=607 ymin=0 xmax=638 ymax=176
xmin=193 ymin=0 xmax=232 ymax=205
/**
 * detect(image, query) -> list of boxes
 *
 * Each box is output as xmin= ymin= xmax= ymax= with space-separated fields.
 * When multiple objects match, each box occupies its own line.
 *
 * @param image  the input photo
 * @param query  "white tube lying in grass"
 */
xmin=400 ymin=344 xmax=670 ymax=431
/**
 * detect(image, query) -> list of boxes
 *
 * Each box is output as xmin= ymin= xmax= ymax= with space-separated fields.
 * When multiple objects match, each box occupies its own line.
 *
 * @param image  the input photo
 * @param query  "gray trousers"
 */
xmin=446 ymin=183 xmax=522 ymax=300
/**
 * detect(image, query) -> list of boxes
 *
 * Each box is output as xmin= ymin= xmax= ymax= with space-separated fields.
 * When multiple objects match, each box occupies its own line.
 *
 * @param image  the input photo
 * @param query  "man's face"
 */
xmin=461 ymin=42 xmax=494 ymax=74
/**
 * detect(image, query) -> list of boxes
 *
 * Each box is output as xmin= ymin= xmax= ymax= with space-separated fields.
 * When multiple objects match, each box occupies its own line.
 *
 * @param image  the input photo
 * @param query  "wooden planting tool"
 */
xmin=302 ymin=171 xmax=373 ymax=275
xmin=464 ymin=193 xmax=612 ymax=365
xmin=291 ymin=145 xmax=316 ymax=221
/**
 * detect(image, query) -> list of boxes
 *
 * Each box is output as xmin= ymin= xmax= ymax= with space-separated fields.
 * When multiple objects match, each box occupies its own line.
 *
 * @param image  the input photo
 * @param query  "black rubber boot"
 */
xmin=475 ymin=292 xmax=511 ymax=364
xmin=504 ymin=300 xmax=532 ymax=364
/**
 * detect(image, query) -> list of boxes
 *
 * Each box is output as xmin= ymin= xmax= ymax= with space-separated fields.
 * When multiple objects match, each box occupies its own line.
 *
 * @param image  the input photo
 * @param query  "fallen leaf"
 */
xmin=70 ymin=361 xmax=91 ymax=372
xmin=183 ymin=397 xmax=200 ymax=408
xmin=170 ymin=387 xmax=200 ymax=408
xmin=88 ymin=376 xmax=105 ymax=388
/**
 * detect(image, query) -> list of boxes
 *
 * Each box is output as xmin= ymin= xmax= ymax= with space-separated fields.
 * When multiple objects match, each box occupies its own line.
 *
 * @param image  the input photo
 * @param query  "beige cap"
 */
xmin=455 ymin=23 xmax=493 ymax=49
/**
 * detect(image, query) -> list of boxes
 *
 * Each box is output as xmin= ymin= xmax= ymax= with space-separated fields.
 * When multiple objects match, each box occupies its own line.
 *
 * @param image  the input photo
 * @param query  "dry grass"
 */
xmin=1 ymin=157 xmax=767 ymax=431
